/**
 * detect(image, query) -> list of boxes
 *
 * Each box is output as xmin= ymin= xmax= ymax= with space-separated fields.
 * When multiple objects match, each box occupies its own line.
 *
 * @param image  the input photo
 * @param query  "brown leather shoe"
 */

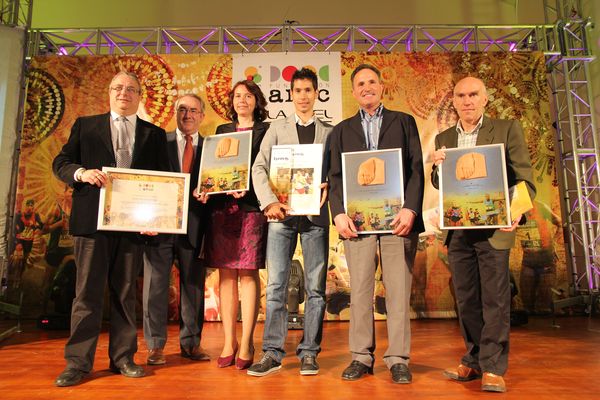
xmin=482 ymin=372 xmax=506 ymax=392
xmin=147 ymin=348 xmax=166 ymax=365
xmin=443 ymin=364 xmax=482 ymax=381
xmin=181 ymin=345 xmax=210 ymax=361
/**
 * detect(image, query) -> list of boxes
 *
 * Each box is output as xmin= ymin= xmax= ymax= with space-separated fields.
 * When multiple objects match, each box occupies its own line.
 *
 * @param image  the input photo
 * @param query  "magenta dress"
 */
xmin=204 ymin=122 xmax=269 ymax=270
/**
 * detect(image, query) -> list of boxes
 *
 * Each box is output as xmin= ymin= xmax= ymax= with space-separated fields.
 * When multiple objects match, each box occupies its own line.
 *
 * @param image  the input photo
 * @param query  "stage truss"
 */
xmin=0 ymin=0 xmax=31 ymax=27
xmin=28 ymin=24 xmax=565 ymax=56
xmin=7 ymin=2 xmax=600 ymax=313
xmin=0 ymin=0 xmax=32 ymax=339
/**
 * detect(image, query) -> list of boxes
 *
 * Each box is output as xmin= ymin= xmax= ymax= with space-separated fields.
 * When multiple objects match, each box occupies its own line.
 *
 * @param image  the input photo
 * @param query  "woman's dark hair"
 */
xmin=226 ymin=79 xmax=268 ymax=122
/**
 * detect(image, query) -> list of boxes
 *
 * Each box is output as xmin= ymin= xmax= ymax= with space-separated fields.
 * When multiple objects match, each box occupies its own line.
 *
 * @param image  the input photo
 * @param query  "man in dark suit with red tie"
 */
xmin=143 ymin=94 xmax=209 ymax=365
xmin=52 ymin=71 xmax=169 ymax=387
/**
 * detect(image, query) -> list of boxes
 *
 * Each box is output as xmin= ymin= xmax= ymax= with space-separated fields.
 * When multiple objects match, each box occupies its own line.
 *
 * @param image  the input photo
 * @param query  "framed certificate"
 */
xmin=197 ymin=130 xmax=252 ymax=194
xmin=269 ymin=144 xmax=323 ymax=216
xmin=97 ymin=167 xmax=190 ymax=234
xmin=342 ymin=149 xmax=404 ymax=234
xmin=439 ymin=143 xmax=511 ymax=230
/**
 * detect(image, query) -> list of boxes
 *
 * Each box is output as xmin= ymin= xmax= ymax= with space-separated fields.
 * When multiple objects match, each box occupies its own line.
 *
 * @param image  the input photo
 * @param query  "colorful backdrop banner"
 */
xmin=10 ymin=51 xmax=564 ymax=322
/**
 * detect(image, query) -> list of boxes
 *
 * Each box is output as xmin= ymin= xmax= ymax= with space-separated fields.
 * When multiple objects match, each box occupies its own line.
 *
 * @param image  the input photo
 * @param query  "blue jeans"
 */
xmin=262 ymin=217 xmax=328 ymax=362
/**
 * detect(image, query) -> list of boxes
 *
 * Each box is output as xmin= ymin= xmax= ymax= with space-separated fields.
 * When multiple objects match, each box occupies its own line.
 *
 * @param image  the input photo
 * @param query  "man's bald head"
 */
xmin=452 ymin=77 xmax=489 ymax=128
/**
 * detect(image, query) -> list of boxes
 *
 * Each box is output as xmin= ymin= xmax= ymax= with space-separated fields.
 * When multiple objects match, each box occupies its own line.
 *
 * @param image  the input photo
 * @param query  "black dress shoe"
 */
xmin=390 ymin=363 xmax=412 ymax=384
xmin=181 ymin=345 xmax=210 ymax=361
xmin=55 ymin=368 xmax=87 ymax=387
xmin=109 ymin=360 xmax=146 ymax=378
xmin=147 ymin=348 xmax=166 ymax=365
xmin=341 ymin=361 xmax=373 ymax=381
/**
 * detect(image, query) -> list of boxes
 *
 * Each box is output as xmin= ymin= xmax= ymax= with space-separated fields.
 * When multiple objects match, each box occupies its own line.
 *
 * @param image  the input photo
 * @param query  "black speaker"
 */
xmin=287 ymin=260 xmax=305 ymax=330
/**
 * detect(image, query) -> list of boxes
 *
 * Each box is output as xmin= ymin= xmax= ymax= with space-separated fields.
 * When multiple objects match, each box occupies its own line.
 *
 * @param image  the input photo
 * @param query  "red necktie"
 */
xmin=182 ymin=134 xmax=194 ymax=173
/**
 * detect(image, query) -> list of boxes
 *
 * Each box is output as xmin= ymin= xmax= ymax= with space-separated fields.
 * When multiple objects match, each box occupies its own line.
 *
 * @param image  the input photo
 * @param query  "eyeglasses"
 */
xmin=177 ymin=107 xmax=203 ymax=115
xmin=110 ymin=85 xmax=140 ymax=94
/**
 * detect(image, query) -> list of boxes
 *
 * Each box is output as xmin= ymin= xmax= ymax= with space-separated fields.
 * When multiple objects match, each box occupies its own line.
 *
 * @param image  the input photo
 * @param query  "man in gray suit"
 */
xmin=432 ymin=77 xmax=535 ymax=393
xmin=143 ymin=94 xmax=209 ymax=365
xmin=249 ymin=68 xmax=332 ymax=377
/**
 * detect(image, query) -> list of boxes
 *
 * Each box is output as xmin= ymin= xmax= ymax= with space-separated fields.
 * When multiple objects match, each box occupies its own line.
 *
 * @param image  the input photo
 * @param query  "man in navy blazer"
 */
xmin=52 ymin=71 xmax=169 ymax=387
xmin=328 ymin=64 xmax=424 ymax=384
xmin=143 ymin=94 xmax=209 ymax=365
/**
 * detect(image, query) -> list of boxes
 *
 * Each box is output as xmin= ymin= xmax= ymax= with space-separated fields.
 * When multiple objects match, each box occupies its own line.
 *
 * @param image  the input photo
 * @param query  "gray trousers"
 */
xmin=343 ymin=233 xmax=417 ymax=369
xmin=142 ymin=235 xmax=206 ymax=350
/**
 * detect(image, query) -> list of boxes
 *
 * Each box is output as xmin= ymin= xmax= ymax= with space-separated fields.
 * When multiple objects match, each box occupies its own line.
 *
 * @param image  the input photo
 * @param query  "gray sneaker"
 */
xmin=247 ymin=354 xmax=282 ymax=377
xmin=300 ymin=355 xmax=319 ymax=375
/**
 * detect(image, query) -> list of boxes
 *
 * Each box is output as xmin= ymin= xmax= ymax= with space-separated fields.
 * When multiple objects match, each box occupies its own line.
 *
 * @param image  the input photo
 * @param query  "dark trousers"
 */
xmin=447 ymin=229 xmax=511 ymax=375
xmin=66 ymin=232 xmax=142 ymax=372
xmin=143 ymin=235 xmax=205 ymax=350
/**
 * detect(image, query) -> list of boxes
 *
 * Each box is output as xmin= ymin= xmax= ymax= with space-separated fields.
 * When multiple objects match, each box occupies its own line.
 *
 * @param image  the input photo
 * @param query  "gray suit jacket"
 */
xmin=252 ymin=114 xmax=333 ymax=227
xmin=431 ymin=116 xmax=536 ymax=249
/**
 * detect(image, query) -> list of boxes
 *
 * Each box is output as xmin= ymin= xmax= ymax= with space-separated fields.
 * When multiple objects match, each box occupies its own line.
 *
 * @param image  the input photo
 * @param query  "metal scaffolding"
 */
xmin=0 ymin=0 xmax=32 ymax=341
xmin=28 ymin=24 xmax=564 ymax=56
xmin=544 ymin=0 xmax=600 ymax=313
xmin=0 ymin=0 xmax=32 ymax=27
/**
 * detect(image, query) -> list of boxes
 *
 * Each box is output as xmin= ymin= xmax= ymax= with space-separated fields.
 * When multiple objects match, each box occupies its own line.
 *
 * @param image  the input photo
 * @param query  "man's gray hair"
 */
xmin=175 ymin=93 xmax=206 ymax=113
xmin=109 ymin=71 xmax=142 ymax=92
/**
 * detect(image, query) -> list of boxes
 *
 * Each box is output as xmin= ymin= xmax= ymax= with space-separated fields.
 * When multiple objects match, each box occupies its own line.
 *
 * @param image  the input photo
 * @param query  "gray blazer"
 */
xmin=252 ymin=114 xmax=333 ymax=227
xmin=431 ymin=116 xmax=536 ymax=249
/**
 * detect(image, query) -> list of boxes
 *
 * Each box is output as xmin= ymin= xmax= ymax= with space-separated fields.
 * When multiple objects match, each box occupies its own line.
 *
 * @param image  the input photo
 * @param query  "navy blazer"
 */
xmin=328 ymin=107 xmax=425 ymax=234
xmin=52 ymin=113 xmax=169 ymax=236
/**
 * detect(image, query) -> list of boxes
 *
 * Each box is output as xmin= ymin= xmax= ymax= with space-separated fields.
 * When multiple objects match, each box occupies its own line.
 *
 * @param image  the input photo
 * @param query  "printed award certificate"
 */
xmin=342 ymin=149 xmax=404 ymax=234
xmin=269 ymin=144 xmax=323 ymax=216
xmin=97 ymin=167 xmax=190 ymax=234
xmin=197 ymin=130 xmax=252 ymax=194
xmin=439 ymin=143 xmax=511 ymax=229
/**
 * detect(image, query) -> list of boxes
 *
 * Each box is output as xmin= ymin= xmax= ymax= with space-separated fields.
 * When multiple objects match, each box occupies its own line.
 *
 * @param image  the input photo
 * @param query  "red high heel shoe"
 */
xmin=217 ymin=345 xmax=238 ymax=368
xmin=235 ymin=345 xmax=254 ymax=370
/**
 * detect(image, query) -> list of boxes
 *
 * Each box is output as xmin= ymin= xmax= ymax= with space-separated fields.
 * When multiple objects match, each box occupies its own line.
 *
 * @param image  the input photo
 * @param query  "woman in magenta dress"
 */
xmin=196 ymin=80 xmax=269 ymax=370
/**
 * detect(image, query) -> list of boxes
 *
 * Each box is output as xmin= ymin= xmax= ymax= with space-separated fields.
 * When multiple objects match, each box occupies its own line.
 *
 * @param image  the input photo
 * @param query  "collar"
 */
xmin=359 ymin=103 xmax=384 ymax=120
xmin=110 ymin=111 xmax=137 ymax=124
xmin=456 ymin=115 xmax=484 ymax=135
xmin=295 ymin=113 xmax=315 ymax=127
xmin=176 ymin=128 xmax=199 ymax=139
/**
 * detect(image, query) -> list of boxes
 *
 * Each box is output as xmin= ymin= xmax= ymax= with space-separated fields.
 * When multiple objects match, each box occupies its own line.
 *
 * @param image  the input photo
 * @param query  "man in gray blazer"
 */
xmin=143 ymin=94 xmax=209 ymax=366
xmin=249 ymin=68 xmax=332 ymax=377
xmin=432 ymin=77 xmax=535 ymax=393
